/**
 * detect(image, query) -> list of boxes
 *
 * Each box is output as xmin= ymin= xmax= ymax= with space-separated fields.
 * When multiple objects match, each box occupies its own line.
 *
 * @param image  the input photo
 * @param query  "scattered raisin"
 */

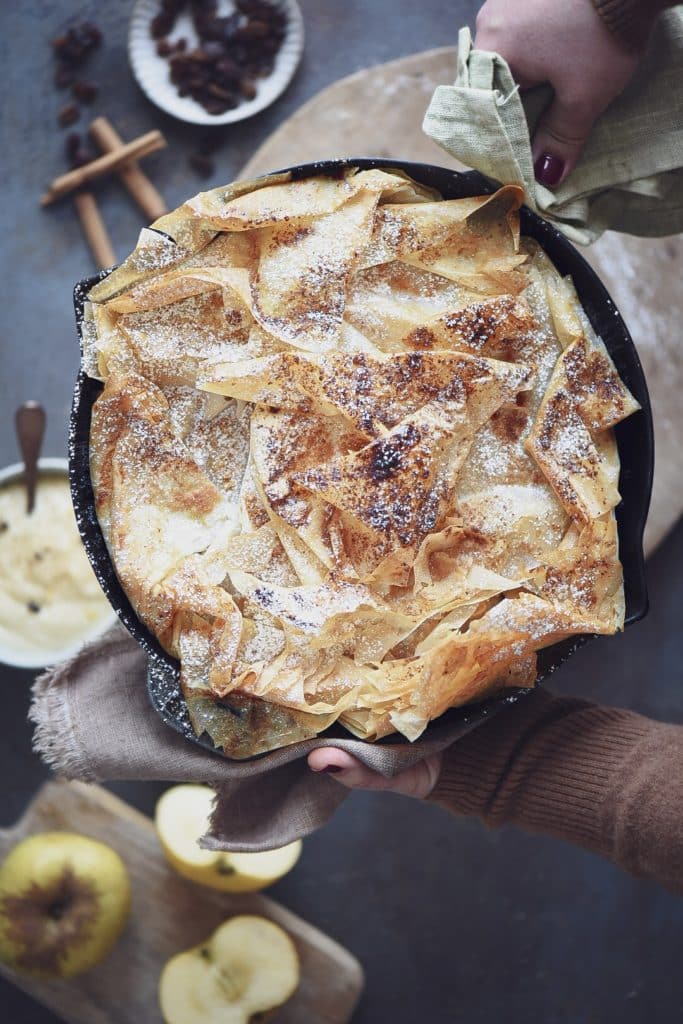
xmin=64 ymin=130 xmax=93 ymax=168
xmin=27 ymin=601 xmax=41 ymax=614
xmin=64 ymin=130 xmax=81 ymax=160
xmin=189 ymin=153 xmax=215 ymax=176
xmin=71 ymin=148 xmax=94 ymax=168
xmin=72 ymin=79 xmax=98 ymax=103
xmin=196 ymin=132 xmax=222 ymax=156
xmin=0 ymin=521 xmax=8 ymax=534
xmin=52 ymin=22 xmax=102 ymax=66
xmin=77 ymin=22 xmax=103 ymax=48
xmin=58 ymin=103 xmax=80 ymax=127
xmin=156 ymin=38 xmax=173 ymax=57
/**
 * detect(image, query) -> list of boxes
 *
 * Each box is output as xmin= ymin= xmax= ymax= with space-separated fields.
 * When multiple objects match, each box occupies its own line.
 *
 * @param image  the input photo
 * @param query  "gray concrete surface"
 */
xmin=1 ymin=2 xmax=681 ymax=1023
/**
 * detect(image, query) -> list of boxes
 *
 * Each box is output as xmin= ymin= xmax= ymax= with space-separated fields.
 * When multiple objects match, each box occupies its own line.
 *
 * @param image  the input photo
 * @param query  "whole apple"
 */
xmin=0 ymin=831 xmax=131 ymax=978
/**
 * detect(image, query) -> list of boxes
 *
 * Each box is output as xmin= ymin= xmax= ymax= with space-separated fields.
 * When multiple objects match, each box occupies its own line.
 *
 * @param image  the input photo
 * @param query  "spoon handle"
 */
xmin=15 ymin=402 xmax=46 ymax=515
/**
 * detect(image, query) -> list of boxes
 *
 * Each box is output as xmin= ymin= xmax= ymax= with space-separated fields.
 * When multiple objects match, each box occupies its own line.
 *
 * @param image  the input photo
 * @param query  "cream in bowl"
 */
xmin=0 ymin=458 xmax=116 ymax=668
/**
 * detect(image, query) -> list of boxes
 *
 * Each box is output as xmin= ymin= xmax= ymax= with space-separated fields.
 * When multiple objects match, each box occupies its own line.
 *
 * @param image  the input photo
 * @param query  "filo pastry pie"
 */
xmin=83 ymin=168 xmax=639 ymax=757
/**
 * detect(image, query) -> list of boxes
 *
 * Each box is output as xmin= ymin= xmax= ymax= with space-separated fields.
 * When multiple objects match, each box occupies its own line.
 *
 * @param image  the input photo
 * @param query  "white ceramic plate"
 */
xmin=0 ymin=459 xmax=117 ymax=670
xmin=128 ymin=0 xmax=304 ymax=125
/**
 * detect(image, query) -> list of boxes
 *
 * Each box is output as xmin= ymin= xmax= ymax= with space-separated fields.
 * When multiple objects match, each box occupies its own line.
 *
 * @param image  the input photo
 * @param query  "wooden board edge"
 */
xmin=0 ymin=780 xmax=366 ymax=997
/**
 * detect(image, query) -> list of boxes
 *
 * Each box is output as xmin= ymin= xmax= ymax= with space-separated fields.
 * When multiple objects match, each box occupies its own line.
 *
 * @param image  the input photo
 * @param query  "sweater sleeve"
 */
xmin=590 ymin=0 xmax=676 ymax=51
xmin=428 ymin=689 xmax=683 ymax=893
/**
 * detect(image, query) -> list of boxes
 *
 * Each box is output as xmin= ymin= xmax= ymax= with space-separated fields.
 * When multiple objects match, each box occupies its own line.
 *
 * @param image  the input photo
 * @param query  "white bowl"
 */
xmin=0 ymin=458 xmax=117 ymax=670
xmin=128 ymin=0 xmax=304 ymax=126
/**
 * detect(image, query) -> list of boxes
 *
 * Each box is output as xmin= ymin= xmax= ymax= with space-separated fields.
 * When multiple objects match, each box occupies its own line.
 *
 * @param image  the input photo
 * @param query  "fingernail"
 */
xmin=534 ymin=153 xmax=564 ymax=187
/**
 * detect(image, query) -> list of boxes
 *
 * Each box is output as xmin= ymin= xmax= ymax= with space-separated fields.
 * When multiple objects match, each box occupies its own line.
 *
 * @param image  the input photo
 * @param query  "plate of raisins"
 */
xmin=129 ymin=0 xmax=304 ymax=124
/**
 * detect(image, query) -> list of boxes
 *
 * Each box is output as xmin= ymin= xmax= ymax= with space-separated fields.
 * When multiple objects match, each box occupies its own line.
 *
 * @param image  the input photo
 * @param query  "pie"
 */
xmin=83 ymin=168 xmax=639 ymax=757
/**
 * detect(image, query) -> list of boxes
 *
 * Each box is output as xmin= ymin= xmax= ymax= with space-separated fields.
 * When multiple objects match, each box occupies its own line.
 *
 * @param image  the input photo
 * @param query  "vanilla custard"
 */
xmin=0 ymin=474 xmax=113 ymax=663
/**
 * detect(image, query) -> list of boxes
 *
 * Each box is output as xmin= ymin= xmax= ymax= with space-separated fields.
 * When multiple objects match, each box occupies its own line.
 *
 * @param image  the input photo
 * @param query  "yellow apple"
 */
xmin=159 ymin=914 xmax=300 ymax=1024
xmin=0 ymin=831 xmax=131 ymax=978
xmin=155 ymin=785 xmax=302 ymax=893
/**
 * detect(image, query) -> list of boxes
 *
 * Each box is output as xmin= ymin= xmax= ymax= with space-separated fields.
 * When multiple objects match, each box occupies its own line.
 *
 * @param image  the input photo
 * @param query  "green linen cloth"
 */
xmin=423 ymin=11 xmax=683 ymax=244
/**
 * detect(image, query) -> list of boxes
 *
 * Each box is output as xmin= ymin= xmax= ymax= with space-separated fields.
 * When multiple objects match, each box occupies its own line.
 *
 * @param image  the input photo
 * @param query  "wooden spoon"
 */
xmin=15 ymin=402 xmax=46 ymax=515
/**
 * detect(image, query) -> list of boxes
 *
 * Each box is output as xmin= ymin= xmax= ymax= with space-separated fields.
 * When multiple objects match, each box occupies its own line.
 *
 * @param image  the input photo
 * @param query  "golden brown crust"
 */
xmin=86 ymin=169 xmax=638 ymax=754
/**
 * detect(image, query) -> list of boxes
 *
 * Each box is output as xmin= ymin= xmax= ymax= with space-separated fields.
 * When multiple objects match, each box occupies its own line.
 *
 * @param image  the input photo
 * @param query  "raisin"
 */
xmin=65 ymin=131 xmax=81 ymax=154
xmin=215 ymin=56 xmax=241 ymax=83
xmin=58 ymin=103 xmax=80 ymax=127
xmin=260 ymin=36 xmax=280 ymax=55
xmin=240 ymin=77 xmax=257 ymax=99
xmin=0 ymin=521 xmax=8 ymax=534
xmin=150 ymin=11 xmax=175 ymax=38
xmin=156 ymin=38 xmax=173 ymax=57
xmin=197 ymin=132 xmax=222 ymax=155
xmin=52 ymin=22 xmax=102 ymax=66
xmin=203 ymin=97 xmax=233 ymax=115
xmin=27 ymin=601 xmax=41 ymax=614
xmin=206 ymin=82 xmax=235 ymax=100
xmin=188 ymin=46 xmax=212 ymax=62
xmin=72 ymin=79 xmax=98 ymax=103
xmin=234 ymin=21 xmax=270 ymax=41
xmin=71 ymin=148 xmax=93 ymax=168
xmin=76 ymin=22 xmax=103 ymax=49
xmin=64 ymin=131 xmax=83 ymax=164
xmin=202 ymin=40 xmax=227 ymax=60
xmin=189 ymin=153 xmax=215 ymax=176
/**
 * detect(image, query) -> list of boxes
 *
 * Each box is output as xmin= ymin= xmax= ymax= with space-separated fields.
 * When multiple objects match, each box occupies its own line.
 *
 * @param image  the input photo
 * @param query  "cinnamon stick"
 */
xmin=73 ymin=192 xmax=116 ymax=270
xmin=41 ymin=131 xmax=166 ymax=206
xmin=89 ymin=117 xmax=167 ymax=223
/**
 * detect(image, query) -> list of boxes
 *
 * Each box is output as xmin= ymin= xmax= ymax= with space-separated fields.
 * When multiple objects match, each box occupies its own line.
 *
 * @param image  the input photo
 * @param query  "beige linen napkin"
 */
xmin=423 ymin=12 xmax=683 ymax=244
xmin=30 ymin=624 xmax=505 ymax=852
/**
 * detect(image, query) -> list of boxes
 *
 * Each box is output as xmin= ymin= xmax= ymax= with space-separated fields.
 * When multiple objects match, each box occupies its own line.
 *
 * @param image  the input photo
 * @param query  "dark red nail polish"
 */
xmin=321 ymin=765 xmax=342 ymax=774
xmin=534 ymin=153 xmax=564 ymax=187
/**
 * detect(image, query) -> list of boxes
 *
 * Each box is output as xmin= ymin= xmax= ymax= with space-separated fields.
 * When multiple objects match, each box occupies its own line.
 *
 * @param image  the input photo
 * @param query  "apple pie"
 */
xmin=83 ymin=168 xmax=639 ymax=756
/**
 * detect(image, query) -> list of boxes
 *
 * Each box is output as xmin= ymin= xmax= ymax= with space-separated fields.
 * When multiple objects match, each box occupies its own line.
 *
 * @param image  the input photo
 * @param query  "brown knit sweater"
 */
xmin=428 ymin=689 xmax=683 ymax=894
xmin=591 ymin=0 xmax=678 ymax=51
xmin=589 ymin=0 xmax=679 ymax=50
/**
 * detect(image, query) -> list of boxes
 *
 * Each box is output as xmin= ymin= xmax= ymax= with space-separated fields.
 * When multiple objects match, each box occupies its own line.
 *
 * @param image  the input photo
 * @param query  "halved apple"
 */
xmin=155 ymin=784 xmax=302 ymax=893
xmin=159 ymin=914 xmax=300 ymax=1024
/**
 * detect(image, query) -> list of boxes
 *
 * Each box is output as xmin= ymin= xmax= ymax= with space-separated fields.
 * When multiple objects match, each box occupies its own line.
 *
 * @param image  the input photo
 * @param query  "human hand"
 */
xmin=474 ymin=0 xmax=643 ymax=186
xmin=307 ymin=748 xmax=443 ymax=799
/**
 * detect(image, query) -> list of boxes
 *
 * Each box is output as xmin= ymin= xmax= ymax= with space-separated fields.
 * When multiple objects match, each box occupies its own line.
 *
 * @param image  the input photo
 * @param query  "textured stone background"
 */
xmin=0 ymin=2 xmax=681 ymax=1022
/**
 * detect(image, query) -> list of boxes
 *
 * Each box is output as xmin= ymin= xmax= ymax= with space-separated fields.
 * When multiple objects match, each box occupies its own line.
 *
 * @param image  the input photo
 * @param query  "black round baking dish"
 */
xmin=70 ymin=158 xmax=654 ymax=759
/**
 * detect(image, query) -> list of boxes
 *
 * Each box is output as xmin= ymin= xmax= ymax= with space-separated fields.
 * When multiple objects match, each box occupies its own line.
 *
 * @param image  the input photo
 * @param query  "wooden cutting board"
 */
xmin=240 ymin=46 xmax=683 ymax=557
xmin=0 ymin=781 xmax=364 ymax=1023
